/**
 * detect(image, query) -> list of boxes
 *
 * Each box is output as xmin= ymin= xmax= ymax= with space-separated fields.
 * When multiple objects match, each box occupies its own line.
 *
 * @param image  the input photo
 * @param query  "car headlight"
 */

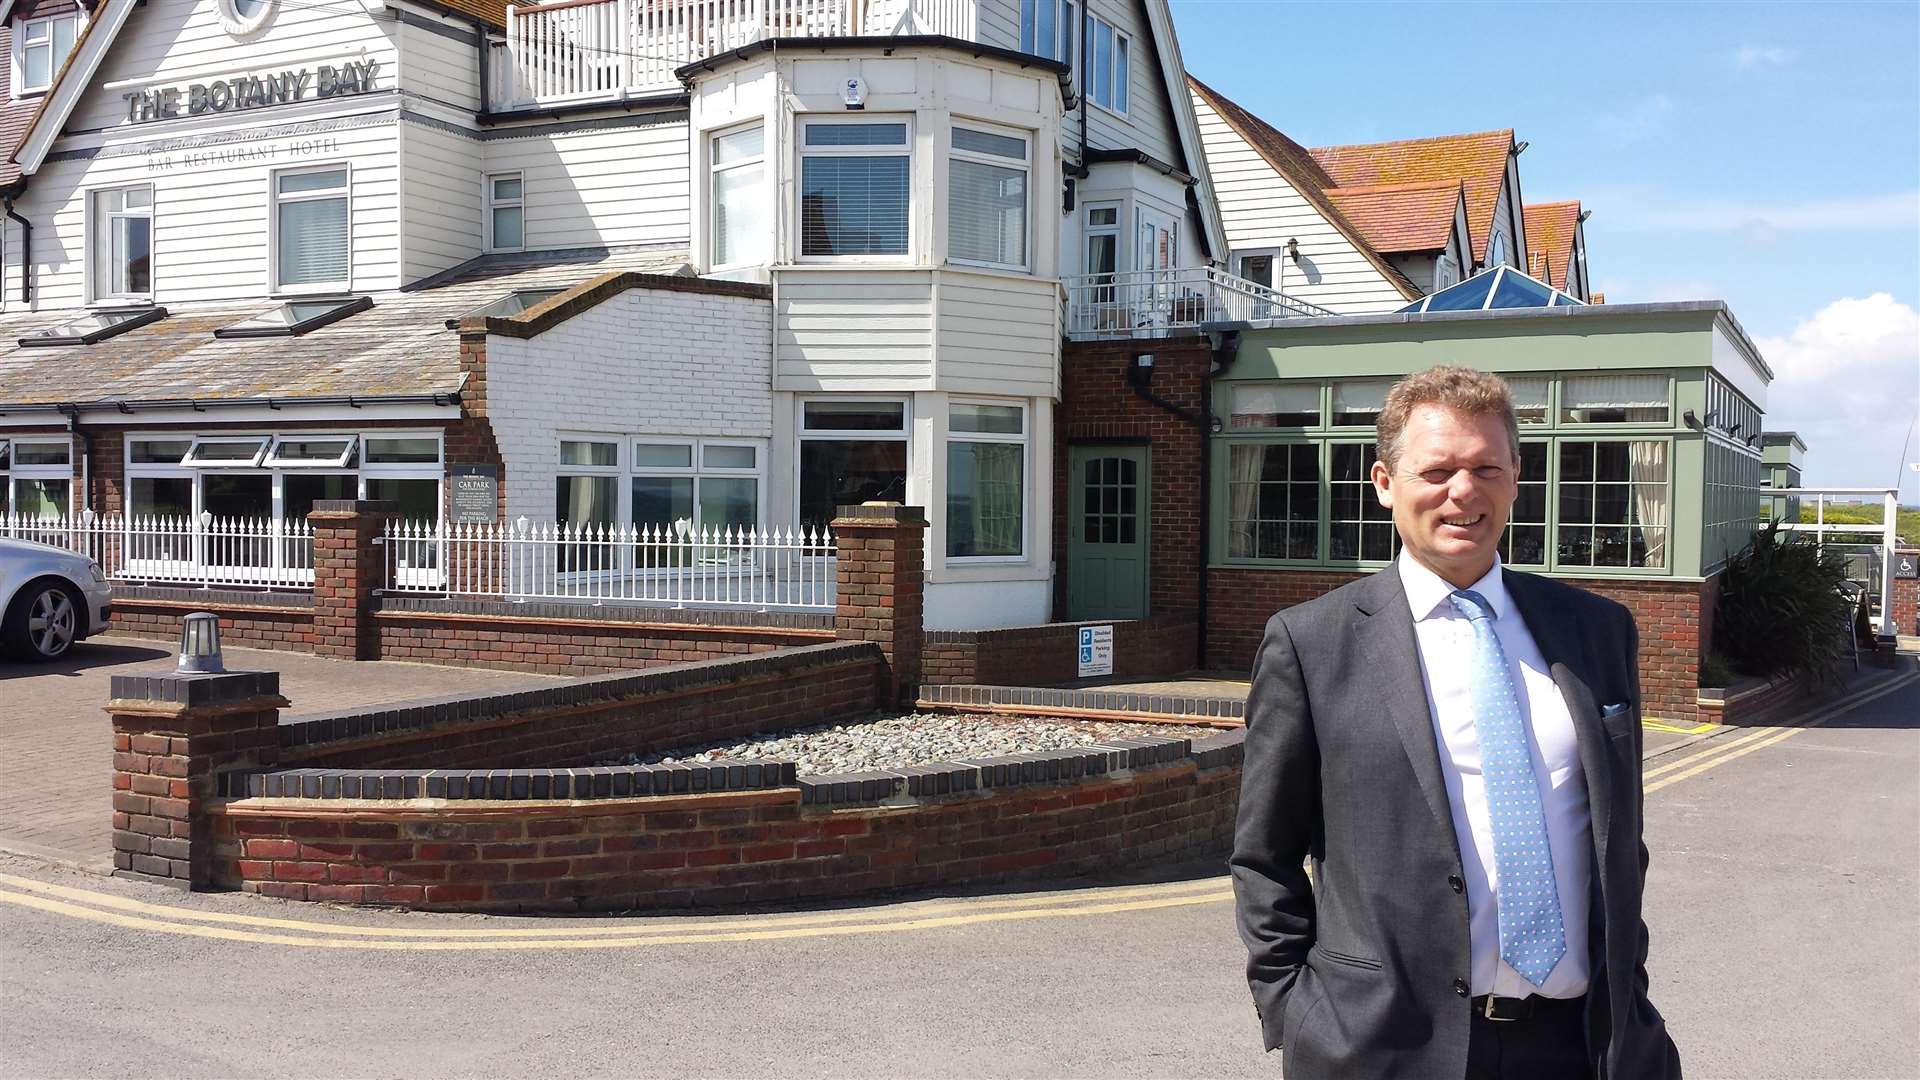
xmin=88 ymin=561 xmax=108 ymax=584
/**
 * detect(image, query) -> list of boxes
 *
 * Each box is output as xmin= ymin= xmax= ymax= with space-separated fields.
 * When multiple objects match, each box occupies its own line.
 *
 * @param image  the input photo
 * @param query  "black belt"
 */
xmin=1471 ymin=993 xmax=1585 ymax=1022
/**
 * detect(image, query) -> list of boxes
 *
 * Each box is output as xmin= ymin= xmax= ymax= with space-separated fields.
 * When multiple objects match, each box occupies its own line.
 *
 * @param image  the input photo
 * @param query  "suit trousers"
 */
xmin=1464 ymin=996 xmax=1590 ymax=1080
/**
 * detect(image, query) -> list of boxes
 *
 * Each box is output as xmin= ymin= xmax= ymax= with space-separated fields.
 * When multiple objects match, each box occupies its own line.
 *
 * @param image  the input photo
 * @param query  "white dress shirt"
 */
xmin=1399 ymin=554 xmax=1592 ymax=999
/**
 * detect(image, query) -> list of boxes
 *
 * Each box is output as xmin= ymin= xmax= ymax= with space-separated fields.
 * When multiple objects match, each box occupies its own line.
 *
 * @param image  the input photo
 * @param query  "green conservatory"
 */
xmin=1212 ymin=270 xmax=1773 ymax=582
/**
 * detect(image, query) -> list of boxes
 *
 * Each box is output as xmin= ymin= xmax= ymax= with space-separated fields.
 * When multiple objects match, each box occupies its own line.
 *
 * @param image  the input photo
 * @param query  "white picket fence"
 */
xmin=493 ymin=0 xmax=976 ymax=108
xmin=0 ymin=513 xmax=316 ymax=590
xmin=382 ymin=519 xmax=837 ymax=611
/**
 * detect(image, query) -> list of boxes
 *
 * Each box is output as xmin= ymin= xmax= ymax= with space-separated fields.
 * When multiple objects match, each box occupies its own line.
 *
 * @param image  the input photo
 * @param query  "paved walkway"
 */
xmin=0 ymin=637 xmax=560 ymax=872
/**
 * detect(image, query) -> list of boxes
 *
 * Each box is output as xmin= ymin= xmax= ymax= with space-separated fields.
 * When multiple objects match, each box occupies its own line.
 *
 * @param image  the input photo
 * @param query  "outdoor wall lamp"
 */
xmin=1682 ymin=409 xmax=1702 ymax=431
xmin=176 ymin=611 xmax=226 ymax=674
xmin=1128 ymin=353 xmax=1155 ymax=387
xmin=1285 ymin=238 xmax=1301 ymax=262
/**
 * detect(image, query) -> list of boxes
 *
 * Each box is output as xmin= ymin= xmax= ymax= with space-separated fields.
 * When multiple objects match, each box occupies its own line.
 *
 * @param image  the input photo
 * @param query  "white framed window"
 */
xmin=946 ymin=401 xmax=1027 ymax=560
xmin=1486 ymin=231 xmax=1508 ymax=270
xmin=485 ymin=172 xmax=524 ymax=252
xmin=13 ymin=13 xmax=81 ymax=95
xmin=1234 ymin=249 xmax=1278 ymax=289
xmin=271 ymin=164 xmax=350 ymax=293
xmin=798 ymin=118 xmax=911 ymax=259
xmin=948 ymin=123 xmax=1030 ymax=271
xmin=797 ymin=398 xmax=909 ymax=532
xmin=182 ymin=437 xmax=270 ymax=468
xmin=556 ymin=437 xmax=621 ymax=531
xmin=88 ymin=185 xmax=154 ymax=303
xmin=217 ymin=0 xmax=276 ymax=37
xmin=630 ymin=438 xmax=765 ymax=540
xmin=1085 ymin=14 xmax=1129 ymax=115
xmin=264 ymin=435 xmax=357 ymax=469
xmin=1434 ymin=253 xmax=1459 ymax=290
xmin=1018 ymin=0 xmax=1076 ymax=63
xmin=4 ymin=438 xmax=72 ymax=520
xmin=710 ymin=125 xmax=767 ymax=268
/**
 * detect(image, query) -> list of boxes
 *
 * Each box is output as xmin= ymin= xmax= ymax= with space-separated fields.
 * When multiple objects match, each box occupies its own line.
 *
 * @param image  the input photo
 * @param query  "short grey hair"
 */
xmin=1375 ymin=366 xmax=1521 ymax=471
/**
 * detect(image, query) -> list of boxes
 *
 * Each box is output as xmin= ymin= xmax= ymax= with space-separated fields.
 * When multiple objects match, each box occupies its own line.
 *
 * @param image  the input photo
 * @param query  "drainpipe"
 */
xmin=4 ymin=196 xmax=31 ymax=306
xmin=61 ymin=405 xmax=93 ymax=513
xmin=474 ymin=18 xmax=491 ymax=110
xmin=1200 ymin=331 xmax=1236 ymax=671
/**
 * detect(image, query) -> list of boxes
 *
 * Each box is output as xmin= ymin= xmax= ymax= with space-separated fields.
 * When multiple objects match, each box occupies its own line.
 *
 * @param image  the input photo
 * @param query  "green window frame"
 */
xmin=1326 ymin=441 xmax=1396 ymax=563
xmin=1555 ymin=438 xmax=1672 ymax=570
xmin=1224 ymin=440 xmax=1320 ymax=562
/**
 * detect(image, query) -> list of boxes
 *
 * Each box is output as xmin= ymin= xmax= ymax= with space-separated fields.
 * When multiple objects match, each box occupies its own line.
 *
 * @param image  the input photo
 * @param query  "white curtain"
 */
xmin=1230 ymin=384 xmax=1318 ymax=428
xmin=1227 ymin=445 xmax=1263 ymax=556
xmin=1629 ymin=440 xmax=1668 ymax=568
xmin=1563 ymin=374 xmax=1667 ymax=410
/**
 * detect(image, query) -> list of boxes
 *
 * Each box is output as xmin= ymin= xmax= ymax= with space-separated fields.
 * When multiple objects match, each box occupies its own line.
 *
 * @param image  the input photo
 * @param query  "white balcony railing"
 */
xmin=1 ymin=513 xmax=316 ymax=590
xmin=382 ymin=519 xmax=837 ymax=612
xmin=1062 ymin=267 xmax=1338 ymax=339
xmin=493 ymin=0 xmax=977 ymax=110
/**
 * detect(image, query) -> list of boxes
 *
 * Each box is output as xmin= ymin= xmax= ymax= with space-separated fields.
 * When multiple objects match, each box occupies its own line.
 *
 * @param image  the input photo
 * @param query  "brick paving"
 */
xmin=0 ymin=636 xmax=561 ymax=872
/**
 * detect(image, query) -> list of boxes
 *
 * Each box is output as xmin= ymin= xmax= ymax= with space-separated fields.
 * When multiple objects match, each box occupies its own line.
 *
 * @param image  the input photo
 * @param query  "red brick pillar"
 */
xmin=833 ymin=502 xmax=927 ymax=707
xmin=108 ymin=670 xmax=287 ymax=889
xmin=1892 ymin=547 xmax=1917 ymax=636
xmin=308 ymin=499 xmax=398 ymax=660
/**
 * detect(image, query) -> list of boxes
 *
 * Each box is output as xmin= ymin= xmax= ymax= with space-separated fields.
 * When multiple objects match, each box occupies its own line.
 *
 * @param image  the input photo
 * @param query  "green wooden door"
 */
xmin=1068 ymin=446 xmax=1149 ymax=620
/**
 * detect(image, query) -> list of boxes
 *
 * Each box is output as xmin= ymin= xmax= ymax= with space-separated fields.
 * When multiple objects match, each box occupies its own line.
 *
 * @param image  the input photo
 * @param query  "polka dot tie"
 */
xmin=1448 ymin=588 xmax=1566 ymax=988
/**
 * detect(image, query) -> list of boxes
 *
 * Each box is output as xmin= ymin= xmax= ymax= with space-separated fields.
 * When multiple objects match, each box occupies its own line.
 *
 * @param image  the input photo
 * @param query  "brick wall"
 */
xmin=1204 ymin=566 xmax=1711 ymax=722
xmin=279 ymin=642 xmax=883 ymax=771
xmin=109 ymin=592 xmax=315 ymax=653
xmin=923 ymin=616 xmax=1196 ymax=686
xmin=373 ymin=603 xmax=830 ymax=676
xmin=209 ymin=757 xmax=1239 ymax=911
xmin=1054 ymin=337 xmax=1211 ymax=626
xmin=1893 ymin=549 xmax=1917 ymax=636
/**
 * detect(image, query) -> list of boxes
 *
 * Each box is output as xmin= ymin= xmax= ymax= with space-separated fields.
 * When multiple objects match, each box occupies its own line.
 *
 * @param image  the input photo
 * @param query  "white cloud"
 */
xmin=1754 ymin=293 xmax=1920 ymax=495
xmin=1597 ymin=190 xmax=1920 ymax=234
xmin=1595 ymin=94 xmax=1674 ymax=142
xmin=1734 ymin=44 xmax=1793 ymax=68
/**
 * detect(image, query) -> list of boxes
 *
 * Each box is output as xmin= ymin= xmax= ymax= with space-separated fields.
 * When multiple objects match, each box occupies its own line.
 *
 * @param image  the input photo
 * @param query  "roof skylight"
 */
xmin=1398 ymin=266 xmax=1586 ymax=314
xmin=214 ymin=296 xmax=372 ymax=339
xmin=445 ymin=288 xmax=568 ymax=329
xmin=18 ymin=307 xmax=167 ymax=347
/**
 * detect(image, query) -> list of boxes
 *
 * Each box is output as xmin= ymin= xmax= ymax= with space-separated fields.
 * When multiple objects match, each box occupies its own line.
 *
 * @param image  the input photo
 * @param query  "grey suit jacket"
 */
xmin=1232 ymin=562 xmax=1681 ymax=1079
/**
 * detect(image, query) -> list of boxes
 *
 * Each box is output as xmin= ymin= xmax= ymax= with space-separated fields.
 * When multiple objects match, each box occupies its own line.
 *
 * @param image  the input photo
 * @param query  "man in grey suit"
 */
xmin=1233 ymin=366 xmax=1681 ymax=1079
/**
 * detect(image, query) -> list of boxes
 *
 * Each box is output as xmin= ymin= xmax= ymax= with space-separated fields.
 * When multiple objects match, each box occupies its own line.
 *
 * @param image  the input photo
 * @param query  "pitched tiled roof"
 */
xmin=1186 ymin=76 xmax=1421 ymax=301
xmin=1309 ymin=129 xmax=1514 ymax=263
xmin=1323 ymin=180 xmax=1463 ymax=255
xmin=1523 ymin=200 xmax=1581 ymax=291
xmin=0 ymin=246 xmax=690 ymax=408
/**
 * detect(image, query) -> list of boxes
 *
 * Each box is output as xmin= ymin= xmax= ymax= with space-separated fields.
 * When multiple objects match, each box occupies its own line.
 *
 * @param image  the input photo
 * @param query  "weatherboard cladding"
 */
xmin=0 ymin=244 xmax=688 ymax=407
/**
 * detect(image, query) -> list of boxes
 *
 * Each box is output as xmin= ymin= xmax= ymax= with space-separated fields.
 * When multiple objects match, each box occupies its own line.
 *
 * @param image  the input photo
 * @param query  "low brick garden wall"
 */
xmin=108 ymin=588 xmax=317 ymax=653
xmin=923 ymin=616 xmax=1197 ymax=687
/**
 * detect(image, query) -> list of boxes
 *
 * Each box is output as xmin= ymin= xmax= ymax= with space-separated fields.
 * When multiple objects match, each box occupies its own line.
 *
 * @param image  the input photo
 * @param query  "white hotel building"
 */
xmin=0 ymin=0 xmax=1254 ymax=629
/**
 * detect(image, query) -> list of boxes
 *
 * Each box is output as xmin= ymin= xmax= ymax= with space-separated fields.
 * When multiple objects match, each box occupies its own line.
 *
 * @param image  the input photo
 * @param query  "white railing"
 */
xmin=382 ymin=519 xmax=837 ymax=611
xmin=494 ymin=0 xmax=976 ymax=109
xmin=1774 ymin=487 xmax=1904 ymax=635
xmin=0 ymin=513 xmax=315 ymax=590
xmin=1062 ymin=267 xmax=1338 ymax=339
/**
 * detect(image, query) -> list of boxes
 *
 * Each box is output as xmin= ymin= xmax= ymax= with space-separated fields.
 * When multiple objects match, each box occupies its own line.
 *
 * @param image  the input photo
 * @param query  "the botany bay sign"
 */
xmin=124 ymin=60 xmax=380 ymax=123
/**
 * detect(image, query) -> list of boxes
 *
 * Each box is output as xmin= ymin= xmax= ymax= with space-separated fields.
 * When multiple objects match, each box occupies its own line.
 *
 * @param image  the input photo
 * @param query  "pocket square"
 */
xmin=1601 ymin=702 xmax=1631 ymax=718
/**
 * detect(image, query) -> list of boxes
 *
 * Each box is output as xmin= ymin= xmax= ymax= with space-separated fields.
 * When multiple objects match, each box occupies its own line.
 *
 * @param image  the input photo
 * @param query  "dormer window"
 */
xmin=13 ymin=12 xmax=81 ymax=95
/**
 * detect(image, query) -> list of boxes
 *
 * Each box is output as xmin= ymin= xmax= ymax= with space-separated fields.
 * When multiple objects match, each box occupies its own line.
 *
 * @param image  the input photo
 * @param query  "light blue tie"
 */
xmin=1448 ymin=588 xmax=1566 ymax=988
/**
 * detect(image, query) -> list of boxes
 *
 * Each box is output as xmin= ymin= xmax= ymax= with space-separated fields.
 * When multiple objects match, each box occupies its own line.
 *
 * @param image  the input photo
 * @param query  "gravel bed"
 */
xmin=606 ymin=712 xmax=1219 ymax=775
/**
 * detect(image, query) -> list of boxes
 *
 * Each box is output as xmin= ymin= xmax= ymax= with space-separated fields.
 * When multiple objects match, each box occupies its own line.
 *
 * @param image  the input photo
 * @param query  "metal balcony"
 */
xmin=1061 ymin=266 xmax=1338 ymax=340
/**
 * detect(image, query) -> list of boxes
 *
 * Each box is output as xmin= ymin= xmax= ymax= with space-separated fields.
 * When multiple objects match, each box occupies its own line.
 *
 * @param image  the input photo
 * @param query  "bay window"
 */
xmin=948 ymin=125 xmax=1030 ymax=270
xmin=799 ymin=120 xmax=909 ymax=258
xmin=272 ymin=165 xmax=350 ymax=292
xmin=946 ymin=402 xmax=1026 ymax=558
xmin=1085 ymin=15 xmax=1129 ymax=114
xmin=711 ymin=126 xmax=767 ymax=267
xmin=799 ymin=399 xmax=908 ymax=533
xmin=90 ymin=186 xmax=153 ymax=303
xmin=486 ymin=172 xmax=524 ymax=252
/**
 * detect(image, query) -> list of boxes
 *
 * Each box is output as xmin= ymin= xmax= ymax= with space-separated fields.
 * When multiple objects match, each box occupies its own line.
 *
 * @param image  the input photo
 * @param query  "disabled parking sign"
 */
xmin=1077 ymin=625 xmax=1114 ymax=678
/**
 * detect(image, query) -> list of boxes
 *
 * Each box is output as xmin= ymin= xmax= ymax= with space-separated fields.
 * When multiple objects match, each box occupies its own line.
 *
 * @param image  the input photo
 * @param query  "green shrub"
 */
xmin=1697 ymin=652 xmax=1738 ymax=689
xmin=1714 ymin=522 xmax=1854 ymax=685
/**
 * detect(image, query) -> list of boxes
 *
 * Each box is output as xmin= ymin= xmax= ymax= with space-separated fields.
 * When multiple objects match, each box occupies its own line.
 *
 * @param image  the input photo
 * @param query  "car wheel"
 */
xmin=5 ymin=579 xmax=83 ymax=662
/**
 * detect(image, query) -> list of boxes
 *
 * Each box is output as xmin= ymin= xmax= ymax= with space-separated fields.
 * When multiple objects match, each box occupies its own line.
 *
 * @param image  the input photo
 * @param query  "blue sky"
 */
xmin=1172 ymin=0 xmax=1920 ymax=498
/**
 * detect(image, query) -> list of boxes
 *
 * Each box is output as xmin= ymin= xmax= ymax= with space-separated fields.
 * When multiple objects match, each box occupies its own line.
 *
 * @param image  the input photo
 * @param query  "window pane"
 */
xmin=23 ymin=46 xmax=50 ymax=89
xmin=555 ymin=475 xmax=617 ymax=528
xmin=1088 ymin=207 xmax=1118 ymax=227
xmin=1230 ymin=384 xmax=1318 ymax=428
xmin=491 ymin=206 xmax=523 ymax=249
xmin=364 ymin=437 xmax=440 ymax=464
xmin=1225 ymin=443 xmax=1318 ymax=560
xmin=953 ymin=127 xmax=1026 ymax=159
xmin=1330 ymin=380 xmax=1392 ymax=426
xmin=269 ymin=438 xmax=354 ymax=464
xmin=129 ymin=477 xmax=193 ymax=557
xmin=1561 ymin=374 xmax=1669 ymax=423
xmin=130 ymin=439 xmax=193 ymax=465
xmin=713 ymin=160 xmax=766 ymax=264
xmin=120 ymin=215 xmax=152 ymax=294
xmin=803 ymin=400 xmax=905 ymax=431
xmin=632 ymin=476 xmax=694 ymax=534
xmin=946 ymin=441 xmax=1024 ymax=557
xmin=52 ymin=16 xmax=74 ymax=62
xmin=1092 ymin=22 xmax=1112 ymax=106
xmin=702 ymin=444 xmax=756 ymax=470
xmin=805 ymin=123 xmax=907 ymax=147
xmin=283 ymin=473 xmax=356 ymax=523
xmin=633 ymin=443 xmax=693 ymax=469
xmin=491 ymin=176 xmax=523 ymax=200
xmin=800 ymin=439 xmax=907 ymax=532
xmin=14 ymin=442 xmax=71 ymax=466
xmin=1507 ymin=377 xmax=1550 ymax=424
xmin=365 ymin=477 xmax=440 ymax=524
xmin=1088 ymin=233 xmax=1117 ymax=278
xmin=191 ymin=440 xmax=264 ymax=463
xmin=698 ymin=476 xmax=758 ymax=532
xmin=278 ymin=196 xmax=349 ymax=285
xmin=950 ymin=403 xmax=1022 ymax=434
xmin=559 ymin=440 xmax=617 ymax=467
xmin=202 ymin=474 xmax=272 ymax=519
xmin=280 ymin=168 xmax=347 ymax=195
xmin=13 ymin=479 xmax=69 ymax=518
xmin=1113 ymin=34 xmax=1128 ymax=112
xmin=801 ymin=155 xmax=910 ymax=256
xmin=1239 ymin=254 xmax=1274 ymax=288
xmin=949 ymin=157 xmax=1027 ymax=266
xmin=714 ymin=126 xmax=763 ymax=164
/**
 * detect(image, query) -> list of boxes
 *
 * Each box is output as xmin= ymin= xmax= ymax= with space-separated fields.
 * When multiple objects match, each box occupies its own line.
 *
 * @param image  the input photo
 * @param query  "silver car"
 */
xmin=1 ymin=538 xmax=114 ymax=661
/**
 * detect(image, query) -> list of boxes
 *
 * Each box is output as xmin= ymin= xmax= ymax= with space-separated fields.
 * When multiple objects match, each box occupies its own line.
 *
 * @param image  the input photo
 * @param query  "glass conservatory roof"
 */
xmin=1398 ymin=266 xmax=1586 ymax=314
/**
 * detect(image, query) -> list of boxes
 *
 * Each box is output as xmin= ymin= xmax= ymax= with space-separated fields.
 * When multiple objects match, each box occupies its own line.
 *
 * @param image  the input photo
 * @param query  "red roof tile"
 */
xmin=1523 ymin=200 xmax=1582 ymax=291
xmin=1310 ymin=130 xmax=1514 ymax=263
xmin=1323 ymin=180 xmax=1463 ymax=255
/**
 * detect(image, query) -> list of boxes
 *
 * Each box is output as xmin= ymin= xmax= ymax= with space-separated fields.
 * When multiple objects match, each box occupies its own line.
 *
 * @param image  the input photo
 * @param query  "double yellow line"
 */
xmin=0 ymin=871 xmax=1233 ymax=951
xmin=1643 ymin=669 xmax=1918 ymax=795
